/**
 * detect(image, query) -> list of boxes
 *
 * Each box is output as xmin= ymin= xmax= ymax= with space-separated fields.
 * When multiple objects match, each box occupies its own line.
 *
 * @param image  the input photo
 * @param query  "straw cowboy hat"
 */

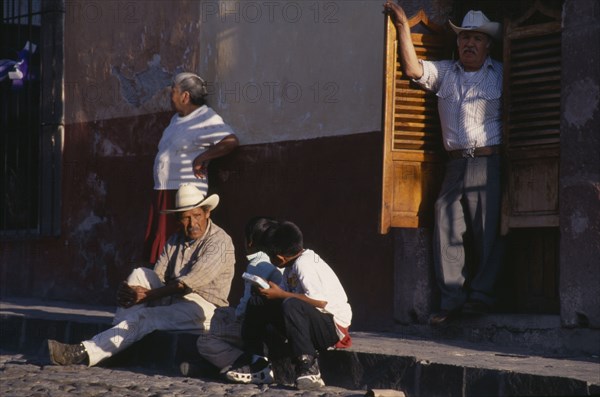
xmin=161 ymin=183 xmax=219 ymax=214
xmin=449 ymin=10 xmax=502 ymax=41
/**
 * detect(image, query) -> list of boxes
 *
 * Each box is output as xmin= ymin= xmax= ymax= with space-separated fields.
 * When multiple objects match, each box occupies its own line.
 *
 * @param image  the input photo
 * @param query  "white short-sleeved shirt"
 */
xmin=281 ymin=249 xmax=352 ymax=328
xmin=153 ymin=105 xmax=235 ymax=191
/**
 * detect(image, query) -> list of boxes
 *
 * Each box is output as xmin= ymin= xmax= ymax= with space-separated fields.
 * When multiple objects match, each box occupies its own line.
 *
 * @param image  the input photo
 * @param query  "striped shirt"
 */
xmin=414 ymin=56 xmax=503 ymax=151
xmin=153 ymin=220 xmax=235 ymax=307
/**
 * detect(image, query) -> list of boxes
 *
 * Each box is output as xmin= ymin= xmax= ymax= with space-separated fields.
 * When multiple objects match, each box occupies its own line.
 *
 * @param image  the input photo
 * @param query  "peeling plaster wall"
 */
xmin=0 ymin=0 xmax=399 ymax=327
xmin=63 ymin=0 xmax=390 ymax=145
xmin=58 ymin=1 xmax=205 ymax=300
xmin=54 ymin=0 xmax=396 ymax=311
xmin=64 ymin=1 xmax=202 ymax=123
xmin=559 ymin=0 xmax=600 ymax=328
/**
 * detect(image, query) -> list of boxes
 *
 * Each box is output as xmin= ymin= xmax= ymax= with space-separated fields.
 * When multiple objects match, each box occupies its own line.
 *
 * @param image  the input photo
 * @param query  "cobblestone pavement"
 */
xmin=0 ymin=351 xmax=366 ymax=397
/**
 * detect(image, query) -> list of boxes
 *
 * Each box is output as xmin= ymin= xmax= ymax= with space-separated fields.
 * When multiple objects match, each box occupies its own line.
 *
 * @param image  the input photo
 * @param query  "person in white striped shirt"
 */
xmin=384 ymin=1 xmax=505 ymax=325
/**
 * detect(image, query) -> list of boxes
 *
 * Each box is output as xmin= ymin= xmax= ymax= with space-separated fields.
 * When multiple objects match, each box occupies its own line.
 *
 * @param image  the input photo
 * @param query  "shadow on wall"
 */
xmin=208 ymin=132 xmax=395 ymax=331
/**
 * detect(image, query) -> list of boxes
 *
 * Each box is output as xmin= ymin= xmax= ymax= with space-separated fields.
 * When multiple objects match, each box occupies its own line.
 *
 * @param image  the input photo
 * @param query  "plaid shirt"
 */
xmin=153 ymin=220 xmax=235 ymax=307
xmin=414 ymin=56 xmax=503 ymax=151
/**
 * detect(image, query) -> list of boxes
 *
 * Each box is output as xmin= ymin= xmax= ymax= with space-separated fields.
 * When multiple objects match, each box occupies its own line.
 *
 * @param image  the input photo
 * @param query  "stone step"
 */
xmin=392 ymin=314 xmax=600 ymax=357
xmin=1 ymin=297 xmax=599 ymax=396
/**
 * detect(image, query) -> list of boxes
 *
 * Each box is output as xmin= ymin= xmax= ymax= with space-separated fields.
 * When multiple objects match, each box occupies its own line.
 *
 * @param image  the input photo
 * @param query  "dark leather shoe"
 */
xmin=429 ymin=309 xmax=460 ymax=326
xmin=462 ymin=300 xmax=490 ymax=315
xmin=180 ymin=359 xmax=220 ymax=378
xmin=47 ymin=339 xmax=88 ymax=365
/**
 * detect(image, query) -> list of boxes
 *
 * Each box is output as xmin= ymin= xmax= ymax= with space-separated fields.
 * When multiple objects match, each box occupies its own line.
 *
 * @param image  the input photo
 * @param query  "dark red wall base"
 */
xmin=0 ymin=114 xmax=394 ymax=330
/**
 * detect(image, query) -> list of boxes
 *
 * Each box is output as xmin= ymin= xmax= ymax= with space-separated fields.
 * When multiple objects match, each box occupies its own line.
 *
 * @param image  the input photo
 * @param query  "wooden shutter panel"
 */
xmin=501 ymin=1 xmax=562 ymax=233
xmin=380 ymin=10 xmax=451 ymax=234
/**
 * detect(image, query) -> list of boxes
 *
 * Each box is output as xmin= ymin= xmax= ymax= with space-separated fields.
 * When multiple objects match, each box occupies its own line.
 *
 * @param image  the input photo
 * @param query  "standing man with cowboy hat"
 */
xmin=47 ymin=184 xmax=235 ymax=366
xmin=383 ymin=1 xmax=505 ymax=325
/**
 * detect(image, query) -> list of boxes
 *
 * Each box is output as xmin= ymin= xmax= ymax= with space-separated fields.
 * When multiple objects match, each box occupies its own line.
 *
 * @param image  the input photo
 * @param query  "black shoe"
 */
xmin=295 ymin=354 xmax=325 ymax=390
xmin=225 ymin=354 xmax=274 ymax=384
xmin=180 ymin=358 xmax=220 ymax=378
xmin=429 ymin=309 xmax=460 ymax=326
xmin=47 ymin=339 xmax=88 ymax=365
xmin=462 ymin=300 xmax=490 ymax=315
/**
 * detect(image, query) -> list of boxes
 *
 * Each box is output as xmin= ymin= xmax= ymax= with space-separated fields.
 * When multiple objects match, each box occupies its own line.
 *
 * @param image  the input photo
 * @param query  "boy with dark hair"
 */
xmin=226 ymin=221 xmax=352 ymax=390
xmin=193 ymin=216 xmax=282 ymax=383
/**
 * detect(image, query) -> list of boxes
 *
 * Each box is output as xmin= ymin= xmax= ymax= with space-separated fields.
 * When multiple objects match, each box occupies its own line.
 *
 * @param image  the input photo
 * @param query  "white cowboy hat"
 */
xmin=161 ymin=184 xmax=219 ymax=214
xmin=449 ymin=10 xmax=502 ymax=41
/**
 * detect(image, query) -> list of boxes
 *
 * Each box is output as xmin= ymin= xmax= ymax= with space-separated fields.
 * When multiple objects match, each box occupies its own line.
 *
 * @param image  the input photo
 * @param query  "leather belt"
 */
xmin=448 ymin=145 xmax=501 ymax=159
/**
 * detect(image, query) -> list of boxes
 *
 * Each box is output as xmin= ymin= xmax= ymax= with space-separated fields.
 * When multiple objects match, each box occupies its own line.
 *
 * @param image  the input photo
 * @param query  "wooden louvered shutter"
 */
xmin=380 ymin=10 xmax=452 ymax=234
xmin=501 ymin=1 xmax=562 ymax=233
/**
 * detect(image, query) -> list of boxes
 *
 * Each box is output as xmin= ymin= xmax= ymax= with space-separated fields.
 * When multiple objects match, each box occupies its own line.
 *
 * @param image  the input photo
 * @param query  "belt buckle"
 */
xmin=462 ymin=147 xmax=475 ymax=158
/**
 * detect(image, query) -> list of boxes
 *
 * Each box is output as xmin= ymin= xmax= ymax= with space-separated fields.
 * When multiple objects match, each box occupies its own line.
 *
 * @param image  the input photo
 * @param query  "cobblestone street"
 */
xmin=0 ymin=351 xmax=366 ymax=397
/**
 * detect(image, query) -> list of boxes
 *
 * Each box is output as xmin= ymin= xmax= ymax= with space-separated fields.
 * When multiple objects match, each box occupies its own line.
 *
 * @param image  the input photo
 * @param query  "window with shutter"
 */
xmin=501 ymin=1 xmax=562 ymax=233
xmin=380 ymin=10 xmax=452 ymax=234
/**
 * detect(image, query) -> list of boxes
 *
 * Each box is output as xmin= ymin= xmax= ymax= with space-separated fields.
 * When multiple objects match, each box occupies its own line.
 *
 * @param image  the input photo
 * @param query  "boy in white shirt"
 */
xmin=226 ymin=221 xmax=352 ymax=390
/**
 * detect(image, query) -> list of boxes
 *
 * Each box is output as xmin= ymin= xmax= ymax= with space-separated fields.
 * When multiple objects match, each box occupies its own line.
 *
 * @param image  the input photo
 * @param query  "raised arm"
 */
xmin=383 ymin=0 xmax=423 ymax=79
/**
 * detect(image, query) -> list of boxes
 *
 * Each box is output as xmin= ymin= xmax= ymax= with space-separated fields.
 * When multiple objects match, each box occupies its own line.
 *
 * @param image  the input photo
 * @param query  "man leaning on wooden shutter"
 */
xmin=383 ymin=1 xmax=504 ymax=325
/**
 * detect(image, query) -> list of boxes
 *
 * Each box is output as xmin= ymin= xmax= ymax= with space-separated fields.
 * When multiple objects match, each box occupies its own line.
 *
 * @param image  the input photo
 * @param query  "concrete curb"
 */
xmin=1 ymin=298 xmax=599 ymax=396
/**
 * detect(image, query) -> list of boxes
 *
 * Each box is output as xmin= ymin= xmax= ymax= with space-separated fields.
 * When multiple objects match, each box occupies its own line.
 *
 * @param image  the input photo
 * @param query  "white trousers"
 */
xmin=196 ymin=306 xmax=244 ymax=371
xmin=82 ymin=267 xmax=216 ymax=366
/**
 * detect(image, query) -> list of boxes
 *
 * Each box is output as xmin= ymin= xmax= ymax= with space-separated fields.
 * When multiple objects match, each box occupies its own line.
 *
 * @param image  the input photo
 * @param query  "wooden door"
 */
xmin=380 ymin=10 xmax=451 ymax=234
xmin=501 ymin=1 xmax=562 ymax=233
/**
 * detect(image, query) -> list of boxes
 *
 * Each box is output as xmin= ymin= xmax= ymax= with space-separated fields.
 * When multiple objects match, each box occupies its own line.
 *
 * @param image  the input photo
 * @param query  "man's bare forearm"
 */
xmin=145 ymin=280 xmax=186 ymax=302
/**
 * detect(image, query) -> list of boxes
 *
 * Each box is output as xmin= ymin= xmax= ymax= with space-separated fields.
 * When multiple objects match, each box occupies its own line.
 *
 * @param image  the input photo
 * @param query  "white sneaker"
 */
xmin=225 ymin=355 xmax=274 ymax=385
xmin=295 ymin=355 xmax=325 ymax=390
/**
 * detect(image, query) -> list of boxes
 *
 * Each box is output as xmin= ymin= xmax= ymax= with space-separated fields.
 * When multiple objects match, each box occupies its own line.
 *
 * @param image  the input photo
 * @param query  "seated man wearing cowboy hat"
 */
xmin=384 ymin=2 xmax=505 ymax=325
xmin=47 ymin=184 xmax=235 ymax=366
